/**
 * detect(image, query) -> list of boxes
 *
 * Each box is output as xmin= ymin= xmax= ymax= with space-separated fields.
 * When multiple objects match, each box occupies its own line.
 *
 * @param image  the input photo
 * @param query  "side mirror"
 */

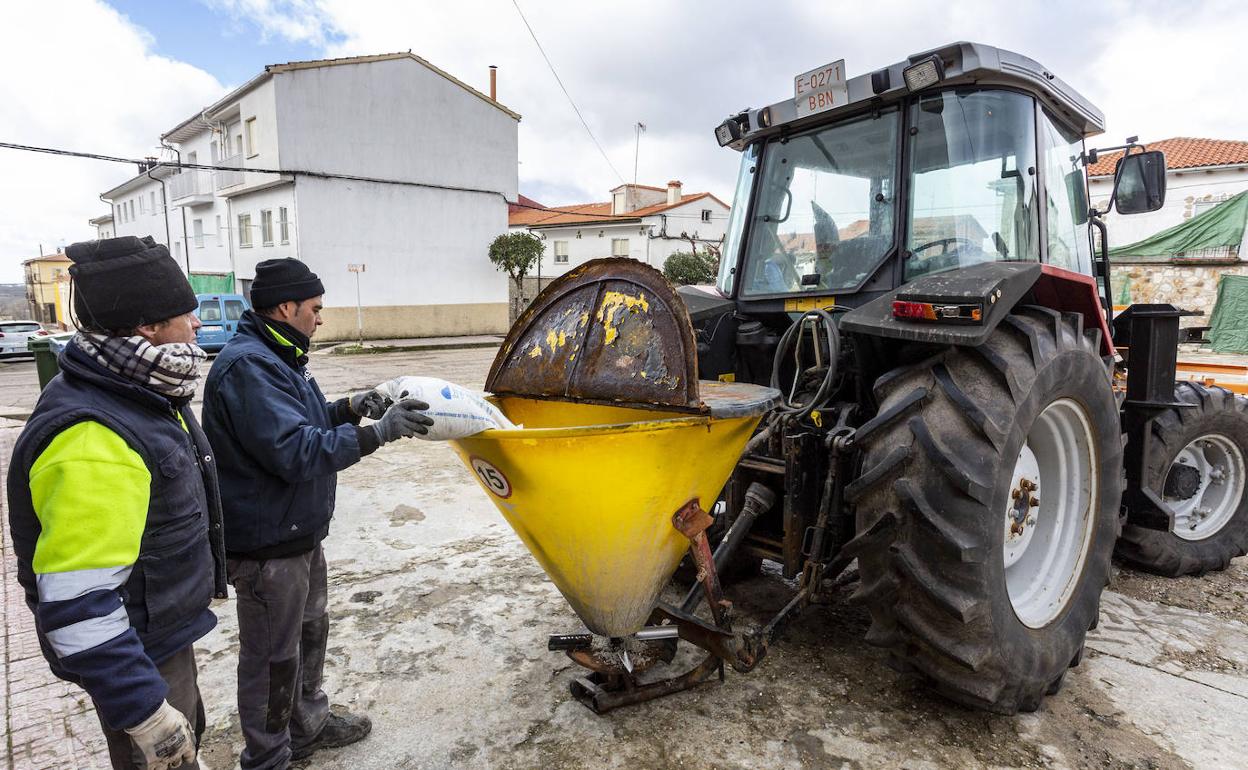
xmin=1065 ymin=169 xmax=1089 ymax=225
xmin=1113 ymin=150 xmax=1166 ymax=214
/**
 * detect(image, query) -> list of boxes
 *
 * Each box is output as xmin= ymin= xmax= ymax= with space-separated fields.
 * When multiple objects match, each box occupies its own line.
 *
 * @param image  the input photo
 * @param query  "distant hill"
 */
xmin=0 ymin=284 xmax=34 ymax=321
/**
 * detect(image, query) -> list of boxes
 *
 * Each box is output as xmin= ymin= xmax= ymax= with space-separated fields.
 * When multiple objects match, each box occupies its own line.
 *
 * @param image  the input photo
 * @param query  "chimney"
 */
xmin=489 ymin=65 xmax=497 ymax=101
xmin=666 ymin=180 xmax=682 ymax=206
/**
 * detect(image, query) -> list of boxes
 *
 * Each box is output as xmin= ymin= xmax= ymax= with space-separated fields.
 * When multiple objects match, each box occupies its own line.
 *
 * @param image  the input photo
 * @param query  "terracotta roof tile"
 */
xmin=1088 ymin=137 xmax=1248 ymax=177
xmin=507 ymin=194 xmax=546 ymax=216
xmin=508 ymin=192 xmax=728 ymax=227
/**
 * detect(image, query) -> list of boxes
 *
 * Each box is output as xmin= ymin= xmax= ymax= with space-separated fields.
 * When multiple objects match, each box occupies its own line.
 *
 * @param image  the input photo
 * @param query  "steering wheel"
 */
xmin=910 ymin=237 xmax=977 ymax=258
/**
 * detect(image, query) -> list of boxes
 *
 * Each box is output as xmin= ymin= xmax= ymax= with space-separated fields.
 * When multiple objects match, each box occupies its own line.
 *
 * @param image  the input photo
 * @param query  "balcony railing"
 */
xmin=214 ymin=153 xmax=244 ymax=191
xmin=169 ymin=169 xmax=212 ymax=202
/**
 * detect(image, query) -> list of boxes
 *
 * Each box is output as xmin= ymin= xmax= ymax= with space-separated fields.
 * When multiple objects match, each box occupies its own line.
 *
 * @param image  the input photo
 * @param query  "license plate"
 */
xmin=794 ymin=60 xmax=847 ymax=118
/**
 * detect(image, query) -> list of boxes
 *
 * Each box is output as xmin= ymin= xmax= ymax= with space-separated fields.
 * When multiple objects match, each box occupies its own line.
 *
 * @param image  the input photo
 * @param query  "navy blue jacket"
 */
xmin=7 ymin=342 xmax=226 ymax=729
xmin=203 ymin=312 xmax=376 ymax=558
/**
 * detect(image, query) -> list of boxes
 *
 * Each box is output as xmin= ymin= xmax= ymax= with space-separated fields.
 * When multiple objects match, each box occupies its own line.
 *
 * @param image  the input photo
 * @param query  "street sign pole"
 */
xmin=348 ymin=263 xmax=366 ymax=344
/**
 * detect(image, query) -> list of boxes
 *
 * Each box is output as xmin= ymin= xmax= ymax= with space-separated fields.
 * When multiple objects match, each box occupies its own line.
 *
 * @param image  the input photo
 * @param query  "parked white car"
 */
xmin=0 ymin=320 xmax=51 ymax=358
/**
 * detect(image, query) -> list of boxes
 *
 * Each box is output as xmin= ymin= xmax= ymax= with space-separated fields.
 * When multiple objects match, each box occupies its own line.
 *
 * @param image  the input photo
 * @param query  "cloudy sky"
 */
xmin=1 ymin=0 xmax=1244 ymax=282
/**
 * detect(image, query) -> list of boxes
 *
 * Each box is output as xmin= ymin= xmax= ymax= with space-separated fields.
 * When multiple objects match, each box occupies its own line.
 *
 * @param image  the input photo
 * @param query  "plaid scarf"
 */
xmin=73 ymin=333 xmax=208 ymax=399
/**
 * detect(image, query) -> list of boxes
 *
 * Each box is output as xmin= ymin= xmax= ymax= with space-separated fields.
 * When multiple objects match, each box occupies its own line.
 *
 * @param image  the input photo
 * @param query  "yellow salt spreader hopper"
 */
xmin=448 ymin=259 xmax=781 ymax=712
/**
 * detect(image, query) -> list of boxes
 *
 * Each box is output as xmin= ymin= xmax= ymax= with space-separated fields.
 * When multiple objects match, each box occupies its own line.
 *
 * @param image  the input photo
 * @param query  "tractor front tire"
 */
xmin=1116 ymin=382 xmax=1248 ymax=576
xmin=849 ymin=307 xmax=1122 ymax=714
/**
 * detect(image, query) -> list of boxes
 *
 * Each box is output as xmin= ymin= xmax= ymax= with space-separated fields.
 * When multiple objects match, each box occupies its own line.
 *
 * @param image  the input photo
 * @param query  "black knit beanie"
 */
xmin=250 ymin=259 xmax=324 ymax=309
xmin=67 ymin=236 xmax=198 ymax=332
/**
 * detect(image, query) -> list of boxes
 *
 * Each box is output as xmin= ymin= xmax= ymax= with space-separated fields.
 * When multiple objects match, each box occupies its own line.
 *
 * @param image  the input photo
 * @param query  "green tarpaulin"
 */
xmin=1109 ymin=191 xmax=1248 ymax=259
xmin=189 ymin=272 xmax=235 ymax=294
xmin=1209 ymin=274 xmax=1248 ymax=354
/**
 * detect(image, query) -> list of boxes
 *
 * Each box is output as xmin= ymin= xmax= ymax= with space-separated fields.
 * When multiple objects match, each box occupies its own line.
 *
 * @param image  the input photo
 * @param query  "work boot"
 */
xmin=290 ymin=711 xmax=372 ymax=761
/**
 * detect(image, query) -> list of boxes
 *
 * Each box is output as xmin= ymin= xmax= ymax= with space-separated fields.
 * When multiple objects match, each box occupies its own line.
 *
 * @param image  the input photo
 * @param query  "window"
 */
xmin=612 ymin=191 xmax=625 ymax=214
xmin=210 ymin=140 xmax=218 ymax=163
xmin=906 ymin=90 xmax=1038 ymax=281
xmin=1040 ymin=110 xmax=1092 ymax=274
xmin=238 ymin=213 xmax=252 ymax=248
xmin=128 ymin=200 xmax=135 ymax=220
xmin=1193 ymin=199 xmax=1223 ymax=217
xmin=245 ymin=118 xmax=257 ymax=157
xmin=553 ymin=240 xmax=569 ymax=264
xmin=198 ymin=299 xmax=222 ymax=322
xmin=1 ymin=322 xmax=42 ymax=334
xmin=611 ymin=238 xmax=629 ymax=257
xmin=225 ymin=299 xmax=246 ymax=321
xmin=279 ymin=207 xmax=290 ymax=243
xmin=261 ymin=210 xmax=273 ymax=246
xmin=741 ymin=108 xmax=900 ymax=296
xmin=187 ymin=151 xmax=197 ymax=166
xmin=114 ymin=204 xmax=121 ymax=223
xmin=150 ymin=191 xmax=158 ymax=214
xmin=193 ymin=219 xmax=204 ymax=248
xmin=138 ymin=196 xmax=146 ymax=215
xmin=701 ymin=209 xmax=712 ymax=223
xmin=216 ymin=215 xmax=223 ymax=242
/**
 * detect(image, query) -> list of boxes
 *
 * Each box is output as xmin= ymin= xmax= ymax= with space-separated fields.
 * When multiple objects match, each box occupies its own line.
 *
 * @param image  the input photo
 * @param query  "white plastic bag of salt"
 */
xmin=374 ymin=376 xmax=516 ymax=440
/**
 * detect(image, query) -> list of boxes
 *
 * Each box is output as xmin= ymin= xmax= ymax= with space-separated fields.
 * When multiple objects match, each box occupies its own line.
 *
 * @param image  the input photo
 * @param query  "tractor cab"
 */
xmin=705 ymin=42 xmax=1161 ymax=324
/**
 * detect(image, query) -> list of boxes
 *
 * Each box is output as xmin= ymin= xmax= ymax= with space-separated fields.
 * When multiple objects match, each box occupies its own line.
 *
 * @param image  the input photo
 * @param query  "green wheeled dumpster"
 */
xmin=29 ymin=333 xmax=73 ymax=390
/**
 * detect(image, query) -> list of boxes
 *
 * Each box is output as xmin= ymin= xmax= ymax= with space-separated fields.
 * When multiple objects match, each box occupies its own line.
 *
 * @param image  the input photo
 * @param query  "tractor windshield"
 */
xmin=736 ymin=108 xmax=901 ymax=297
xmin=904 ymin=89 xmax=1039 ymax=280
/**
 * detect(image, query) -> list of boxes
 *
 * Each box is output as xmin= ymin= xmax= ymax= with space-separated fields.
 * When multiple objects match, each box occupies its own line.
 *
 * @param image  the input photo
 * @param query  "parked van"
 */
xmin=195 ymin=293 xmax=250 ymax=352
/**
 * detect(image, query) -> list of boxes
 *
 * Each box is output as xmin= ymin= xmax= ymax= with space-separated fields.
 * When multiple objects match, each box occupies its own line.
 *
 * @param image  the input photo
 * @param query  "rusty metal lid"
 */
xmin=485 ymin=258 xmax=702 ymax=411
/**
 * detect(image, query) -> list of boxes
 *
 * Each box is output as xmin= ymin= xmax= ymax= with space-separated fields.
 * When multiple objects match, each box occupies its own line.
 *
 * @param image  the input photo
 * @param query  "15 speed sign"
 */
xmin=470 ymin=456 xmax=512 ymax=499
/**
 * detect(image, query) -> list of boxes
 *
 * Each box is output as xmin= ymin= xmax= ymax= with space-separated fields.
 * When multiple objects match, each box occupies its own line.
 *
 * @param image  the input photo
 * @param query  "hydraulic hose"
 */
xmin=769 ymin=309 xmax=842 ymax=420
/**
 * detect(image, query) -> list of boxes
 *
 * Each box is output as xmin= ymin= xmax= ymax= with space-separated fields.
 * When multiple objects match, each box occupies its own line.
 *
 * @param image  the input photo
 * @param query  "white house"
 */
xmin=1089 ymin=137 xmax=1248 ymax=313
xmin=88 ymin=214 xmax=115 ymax=240
xmin=93 ymin=52 xmax=520 ymax=340
xmin=509 ymin=181 xmax=730 ymax=279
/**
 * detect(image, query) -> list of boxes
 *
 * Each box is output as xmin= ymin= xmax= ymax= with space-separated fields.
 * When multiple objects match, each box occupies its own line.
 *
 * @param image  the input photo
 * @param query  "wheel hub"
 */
xmin=1167 ymin=435 xmax=1246 ymax=541
xmin=1004 ymin=399 xmax=1097 ymax=629
xmin=1164 ymin=462 xmax=1203 ymax=500
xmin=1003 ymin=448 xmax=1042 ymax=569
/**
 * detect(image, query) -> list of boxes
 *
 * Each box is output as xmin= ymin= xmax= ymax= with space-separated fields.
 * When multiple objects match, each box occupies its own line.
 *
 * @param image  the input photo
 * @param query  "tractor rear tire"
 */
xmin=848 ymin=307 xmax=1122 ymax=714
xmin=1116 ymin=382 xmax=1248 ymax=576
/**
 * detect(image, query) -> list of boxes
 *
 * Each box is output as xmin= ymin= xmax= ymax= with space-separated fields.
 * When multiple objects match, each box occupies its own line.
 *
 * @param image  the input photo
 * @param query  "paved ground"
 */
xmin=3 ymin=346 xmax=1248 ymax=769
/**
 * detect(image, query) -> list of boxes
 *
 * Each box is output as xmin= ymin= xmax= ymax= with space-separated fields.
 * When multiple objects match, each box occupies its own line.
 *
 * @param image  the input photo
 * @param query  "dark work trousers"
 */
xmin=96 ymin=644 xmax=205 ymax=769
xmin=228 ymin=545 xmax=330 ymax=770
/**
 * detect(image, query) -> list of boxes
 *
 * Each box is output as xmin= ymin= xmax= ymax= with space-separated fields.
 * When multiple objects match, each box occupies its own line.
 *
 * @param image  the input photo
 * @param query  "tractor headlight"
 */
xmin=903 ymin=55 xmax=945 ymax=92
xmin=714 ymin=111 xmax=751 ymax=147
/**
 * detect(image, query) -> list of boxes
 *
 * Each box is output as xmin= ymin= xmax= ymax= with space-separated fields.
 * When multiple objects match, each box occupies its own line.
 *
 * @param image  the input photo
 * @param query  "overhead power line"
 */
xmin=509 ymin=0 xmax=625 ymax=184
xmin=0 ymin=141 xmax=698 ymax=224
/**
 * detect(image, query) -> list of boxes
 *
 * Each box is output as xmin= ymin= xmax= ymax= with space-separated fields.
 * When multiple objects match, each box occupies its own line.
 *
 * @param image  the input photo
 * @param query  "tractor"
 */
xmin=666 ymin=41 xmax=1248 ymax=713
xmin=473 ymin=41 xmax=1248 ymax=716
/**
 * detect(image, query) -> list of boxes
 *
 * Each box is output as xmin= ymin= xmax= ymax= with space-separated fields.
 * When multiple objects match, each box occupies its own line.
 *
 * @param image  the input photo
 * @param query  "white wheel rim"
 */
xmin=1004 ymin=399 xmax=1098 ymax=629
xmin=1167 ymin=434 xmax=1246 ymax=541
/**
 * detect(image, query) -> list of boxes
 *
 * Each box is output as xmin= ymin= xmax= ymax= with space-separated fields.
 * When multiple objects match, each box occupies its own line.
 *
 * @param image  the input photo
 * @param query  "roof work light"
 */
xmin=903 ymin=55 xmax=945 ymax=92
xmin=714 ymin=111 xmax=751 ymax=147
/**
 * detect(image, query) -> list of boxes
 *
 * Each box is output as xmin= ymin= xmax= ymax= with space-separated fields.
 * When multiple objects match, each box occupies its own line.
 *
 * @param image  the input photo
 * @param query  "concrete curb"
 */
xmin=327 ymin=340 xmax=502 ymax=356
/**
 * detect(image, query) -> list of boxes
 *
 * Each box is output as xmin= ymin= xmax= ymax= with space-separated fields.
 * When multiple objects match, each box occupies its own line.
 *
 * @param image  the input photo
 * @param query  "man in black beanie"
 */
xmin=7 ymin=236 xmax=225 ymax=770
xmin=202 ymin=258 xmax=431 ymax=769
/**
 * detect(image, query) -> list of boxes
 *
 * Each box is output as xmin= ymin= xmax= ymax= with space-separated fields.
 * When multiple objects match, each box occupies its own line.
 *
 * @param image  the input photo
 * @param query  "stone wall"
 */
xmin=506 ymin=276 xmax=558 ymax=322
xmin=1113 ymin=260 xmax=1248 ymax=325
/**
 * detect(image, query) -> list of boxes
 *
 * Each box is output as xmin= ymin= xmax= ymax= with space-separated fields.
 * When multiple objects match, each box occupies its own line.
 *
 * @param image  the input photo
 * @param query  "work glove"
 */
xmin=371 ymin=399 xmax=435 ymax=444
xmin=349 ymin=389 xmax=392 ymax=420
xmin=124 ymin=700 xmax=196 ymax=770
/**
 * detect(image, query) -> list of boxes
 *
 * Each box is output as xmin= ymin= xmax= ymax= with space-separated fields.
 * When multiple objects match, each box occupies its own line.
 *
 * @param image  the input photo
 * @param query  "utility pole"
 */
xmin=633 ymin=122 xmax=646 ymax=185
xmin=348 ymin=263 xmax=366 ymax=344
